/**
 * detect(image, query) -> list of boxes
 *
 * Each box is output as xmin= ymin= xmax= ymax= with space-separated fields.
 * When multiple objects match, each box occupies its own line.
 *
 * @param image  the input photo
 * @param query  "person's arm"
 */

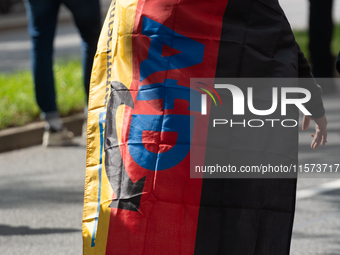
xmin=297 ymin=43 xmax=325 ymax=119
xmin=296 ymin=43 xmax=327 ymax=149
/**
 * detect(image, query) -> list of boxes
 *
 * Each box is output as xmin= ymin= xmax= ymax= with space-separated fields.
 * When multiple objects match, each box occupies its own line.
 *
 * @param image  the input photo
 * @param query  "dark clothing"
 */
xmin=309 ymin=0 xmax=334 ymax=78
xmin=24 ymin=0 xmax=101 ymax=115
xmin=195 ymin=0 xmax=324 ymax=254
xmin=212 ymin=0 xmax=324 ymax=117
xmin=88 ymin=0 xmax=326 ymax=254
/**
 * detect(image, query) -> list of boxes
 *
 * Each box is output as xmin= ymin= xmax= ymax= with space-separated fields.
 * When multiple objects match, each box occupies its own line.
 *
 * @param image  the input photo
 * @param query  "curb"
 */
xmin=0 ymin=113 xmax=85 ymax=153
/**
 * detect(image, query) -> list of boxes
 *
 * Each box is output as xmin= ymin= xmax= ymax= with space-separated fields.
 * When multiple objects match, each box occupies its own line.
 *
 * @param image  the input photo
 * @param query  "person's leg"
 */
xmin=62 ymin=0 xmax=102 ymax=103
xmin=24 ymin=0 xmax=62 ymax=123
xmin=25 ymin=0 xmax=74 ymax=145
xmin=309 ymin=0 xmax=334 ymax=78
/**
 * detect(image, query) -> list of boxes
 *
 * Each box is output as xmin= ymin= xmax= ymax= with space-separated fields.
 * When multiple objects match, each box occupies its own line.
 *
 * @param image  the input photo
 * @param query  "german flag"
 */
xmin=82 ymin=0 xmax=307 ymax=254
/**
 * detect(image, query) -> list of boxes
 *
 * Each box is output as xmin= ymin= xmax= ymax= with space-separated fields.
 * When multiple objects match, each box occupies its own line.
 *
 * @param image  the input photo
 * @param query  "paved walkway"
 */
xmin=0 ymin=104 xmax=339 ymax=254
xmin=292 ymin=87 xmax=340 ymax=254
xmin=0 ymin=137 xmax=86 ymax=255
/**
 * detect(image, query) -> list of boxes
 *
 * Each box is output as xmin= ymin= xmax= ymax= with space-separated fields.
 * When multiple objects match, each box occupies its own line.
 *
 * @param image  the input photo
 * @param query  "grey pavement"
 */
xmin=0 ymin=0 xmax=340 ymax=254
xmin=291 ymin=189 xmax=340 ymax=255
xmin=291 ymin=86 xmax=340 ymax=254
xmin=0 ymin=137 xmax=86 ymax=255
xmin=0 ymin=111 xmax=339 ymax=254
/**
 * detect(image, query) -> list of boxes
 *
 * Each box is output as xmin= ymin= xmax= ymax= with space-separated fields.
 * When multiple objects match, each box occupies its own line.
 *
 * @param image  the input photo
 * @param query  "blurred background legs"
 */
xmin=62 ymin=0 xmax=102 ymax=103
xmin=23 ymin=0 xmax=101 ymax=145
xmin=309 ymin=0 xmax=337 ymax=93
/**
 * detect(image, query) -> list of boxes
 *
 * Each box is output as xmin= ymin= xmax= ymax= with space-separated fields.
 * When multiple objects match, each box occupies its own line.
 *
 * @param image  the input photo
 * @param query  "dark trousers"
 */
xmin=309 ymin=0 xmax=334 ymax=78
xmin=24 ymin=0 xmax=101 ymax=116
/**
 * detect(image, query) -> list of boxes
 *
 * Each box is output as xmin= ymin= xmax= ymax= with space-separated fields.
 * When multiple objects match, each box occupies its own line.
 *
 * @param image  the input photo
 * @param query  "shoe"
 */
xmin=42 ymin=127 xmax=75 ymax=147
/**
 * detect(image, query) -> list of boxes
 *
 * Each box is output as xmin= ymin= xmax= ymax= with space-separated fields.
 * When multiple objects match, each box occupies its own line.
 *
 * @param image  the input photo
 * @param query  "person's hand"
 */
xmin=302 ymin=115 xmax=327 ymax=149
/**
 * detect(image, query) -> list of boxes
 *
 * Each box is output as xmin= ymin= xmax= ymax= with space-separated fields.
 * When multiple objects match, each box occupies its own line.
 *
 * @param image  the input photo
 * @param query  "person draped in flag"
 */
xmin=83 ymin=1 xmax=327 ymax=254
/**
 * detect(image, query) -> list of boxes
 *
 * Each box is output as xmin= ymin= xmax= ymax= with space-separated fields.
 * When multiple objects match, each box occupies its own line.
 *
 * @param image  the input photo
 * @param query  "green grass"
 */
xmin=1 ymin=24 xmax=340 ymax=130
xmin=294 ymin=23 xmax=340 ymax=60
xmin=0 ymin=58 xmax=85 ymax=130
